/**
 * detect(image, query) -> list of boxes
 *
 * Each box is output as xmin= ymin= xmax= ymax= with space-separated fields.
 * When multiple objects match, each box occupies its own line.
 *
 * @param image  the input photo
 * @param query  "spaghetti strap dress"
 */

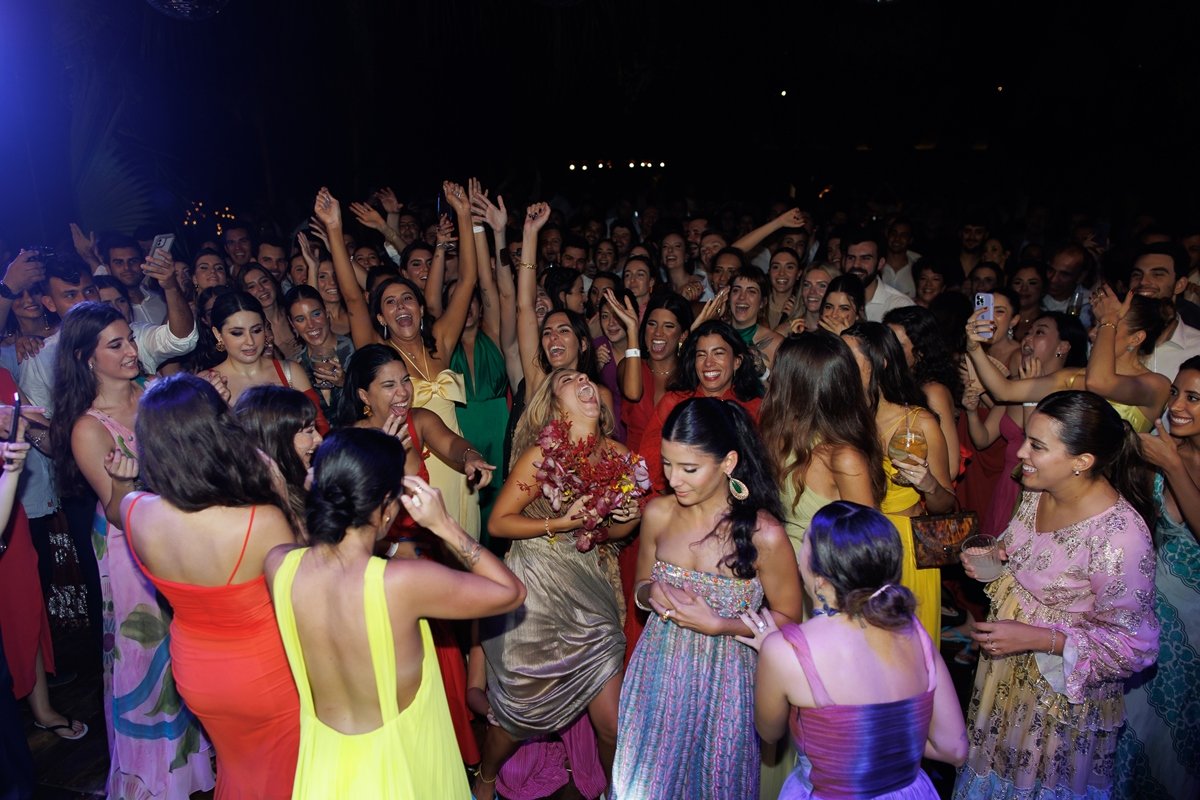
xmin=125 ymin=495 xmax=300 ymax=799
xmin=273 ymin=549 xmax=470 ymax=799
xmin=778 ymin=623 xmax=939 ymax=799
xmin=85 ymin=409 xmax=214 ymax=800
xmin=881 ymin=407 xmax=942 ymax=648
xmin=981 ymin=411 xmax=1024 ymax=537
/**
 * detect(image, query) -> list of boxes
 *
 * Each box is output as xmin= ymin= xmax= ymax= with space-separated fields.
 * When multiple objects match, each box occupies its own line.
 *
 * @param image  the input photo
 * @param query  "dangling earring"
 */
xmin=1007 ymin=326 xmax=1015 ymax=340
xmin=814 ymin=591 xmax=838 ymax=617
xmin=216 ymin=340 xmax=226 ymax=352
xmin=728 ymin=474 xmax=750 ymax=501
xmin=88 ymin=361 xmax=95 ymax=371
xmin=363 ymin=404 xmax=373 ymax=418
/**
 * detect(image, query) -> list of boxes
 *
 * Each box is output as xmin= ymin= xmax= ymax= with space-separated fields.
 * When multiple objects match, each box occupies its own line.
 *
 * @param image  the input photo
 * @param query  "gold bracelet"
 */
xmin=544 ymin=517 xmax=551 ymax=536
xmin=1097 ymin=321 xmax=1117 ymax=332
xmin=518 ymin=261 xmax=538 ymax=271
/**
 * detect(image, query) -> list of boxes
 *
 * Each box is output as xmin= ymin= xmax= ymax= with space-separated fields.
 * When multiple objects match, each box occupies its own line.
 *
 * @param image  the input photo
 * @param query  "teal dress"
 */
xmin=1113 ymin=474 xmax=1200 ymax=800
xmin=450 ymin=332 xmax=509 ymax=543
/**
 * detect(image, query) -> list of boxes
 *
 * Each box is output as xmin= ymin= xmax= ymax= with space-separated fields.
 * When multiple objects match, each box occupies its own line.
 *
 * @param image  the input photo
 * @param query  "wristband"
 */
xmin=472 ymin=224 xmax=485 ymax=234
xmin=624 ymin=348 xmax=642 ymax=359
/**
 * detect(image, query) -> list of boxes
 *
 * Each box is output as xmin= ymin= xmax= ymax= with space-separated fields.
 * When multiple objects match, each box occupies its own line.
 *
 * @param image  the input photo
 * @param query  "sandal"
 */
xmin=34 ymin=719 xmax=88 ymax=741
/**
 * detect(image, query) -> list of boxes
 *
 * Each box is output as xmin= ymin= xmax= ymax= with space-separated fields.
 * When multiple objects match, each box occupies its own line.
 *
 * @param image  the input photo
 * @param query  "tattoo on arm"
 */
xmin=455 ymin=535 xmax=483 ymax=568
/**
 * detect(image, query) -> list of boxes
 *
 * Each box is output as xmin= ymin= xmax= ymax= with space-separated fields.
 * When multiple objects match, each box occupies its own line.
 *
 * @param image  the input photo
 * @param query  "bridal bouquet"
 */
xmin=520 ymin=419 xmax=651 ymax=551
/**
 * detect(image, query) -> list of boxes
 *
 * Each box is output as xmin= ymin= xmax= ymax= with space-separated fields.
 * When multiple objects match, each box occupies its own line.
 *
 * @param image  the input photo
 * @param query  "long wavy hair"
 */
xmin=638 ymin=292 xmax=694 ymax=354
xmin=335 ymin=344 xmax=405 ymax=428
xmin=536 ymin=309 xmax=600 ymax=381
xmin=234 ymin=384 xmax=318 ymax=523
xmin=50 ymin=302 xmax=129 ymax=497
xmin=842 ymin=321 xmax=928 ymax=414
xmin=670 ymin=320 xmax=764 ymax=401
xmin=512 ymin=367 xmax=614 ymax=461
xmin=883 ymin=305 xmax=964 ymax=402
xmin=661 ymin=397 xmax=782 ymax=579
xmin=759 ymin=333 xmax=886 ymax=506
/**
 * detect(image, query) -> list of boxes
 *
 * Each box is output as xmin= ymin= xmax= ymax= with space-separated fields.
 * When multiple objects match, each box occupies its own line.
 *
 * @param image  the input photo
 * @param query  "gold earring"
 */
xmin=728 ymin=474 xmax=750 ymax=501
xmin=216 ymin=340 xmax=226 ymax=352
xmin=363 ymin=404 xmax=373 ymax=418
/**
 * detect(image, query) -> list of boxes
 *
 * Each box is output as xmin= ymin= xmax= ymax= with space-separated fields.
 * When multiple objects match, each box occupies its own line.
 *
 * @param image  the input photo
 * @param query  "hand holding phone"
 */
xmin=149 ymin=233 xmax=175 ymax=262
xmin=974 ymin=293 xmax=995 ymax=340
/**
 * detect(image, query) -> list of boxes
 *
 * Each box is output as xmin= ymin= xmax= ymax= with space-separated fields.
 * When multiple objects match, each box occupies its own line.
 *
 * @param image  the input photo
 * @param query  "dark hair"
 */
xmin=822 ymin=274 xmax=866 ymax=318
xmin=928 ymin=291 xmax=973 ymax=355
xmin=103 ymin=233 xmax=141 ymax=263
xmin=562 ymin=233 xmax=588 ymax=254
xmin=622 ymin=255 xmax=662 ymax=289
xmin=283 ymin=284 xmax=324 ymax=316
xmin=597 ymin=285 xmax=640 ymax=321
xmin=1034 ymin=391 xmax=1156 ymax=529
xmin=369 ymin=276 xmax=437 ymax=355
xmin=1179 ymin=355 xmax=1200 ymax=375
xmin=234 ymin=384 xmax=318 ymax=521
xmin=1134 ymin=241 xmax=1190 ymax=282
xmin=210 ymin=290 xmax=265 ymax=333
xmin=843 ymin=229 xmax=884 ymax=258
xmin=638 ymin=292 xmax=694 ymax=353
xmin=969 ymin=260 xmax=1004 ymax=286
xmin=587 ymin=270 xmax=622 ymax=316
xmin=398 ymin=240 xmax=434 ymax=274
xmin=221 ymin=221 xmax=254 ymax=246
xmin=335 ymin=344 xmax=405 ymax=427
xmin=732 ymin=267 xmax=771 ymax=325
xmin=365 ymin=264 xmax=401 ymax=294
xmin=306 ymin=428 xmax=405 ymax=545
xmin=807 ymin=501 xmax=916 ymax=630
xmin=190 ymin=247 xmax=226 ymax=274
xmin=92 ymin=275 xmax=131 ymax=304
xmin=883 ymin=306 xmax=964 ymax=402
xmin=49 ymin=302 xmax=130 ymax=495
xmin=42 ymin=254 xmax=93 ymax=288
xmin=1121 ymin=294 xmax=1171 ymax=356
xmin=1038 ymin=312 xmax=1089 ymax=368
xmin=1007 ymin=258 xmax=1048 ymax=305
xmin=760 ymin=333 xmax=886 ymax=506
xmin=256 ymin=235 xmax=285 ymax=256
xmin=912 ymin=257 xmax=964 ymax=290
xmin=841 ymin=321 xmax=927 ymax=412
xmin=543 ymin=267 xmax=584 ymax=310
xmin=537 ymin=309 xmax=600 ymax=379
xmin=711 ymin=246 xmax=747 ymax=271
xmin=661 ymin=397 xmax=782 ymax=579
xmin=671 ymin=320 xmax=764 ymax=401
xmin=238 ymin=264 xmax=283 ymax=308
xmin=137 ymin=374 xmax=285 ymax=514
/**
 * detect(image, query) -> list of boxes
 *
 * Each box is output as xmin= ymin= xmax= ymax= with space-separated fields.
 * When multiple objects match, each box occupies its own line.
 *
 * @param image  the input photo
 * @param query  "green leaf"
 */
xmin=149 ymin=667 xmax=181 ymax=717
xmin=119 ymin=605 xmax=168 ymax=647
xmin=169 ymin=720 xmax=201 ymax=771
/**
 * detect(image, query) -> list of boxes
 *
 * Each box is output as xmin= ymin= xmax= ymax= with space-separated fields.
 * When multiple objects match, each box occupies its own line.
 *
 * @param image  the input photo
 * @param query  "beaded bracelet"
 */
xmin=1047 ymin=629 xmax=1057 ymax=655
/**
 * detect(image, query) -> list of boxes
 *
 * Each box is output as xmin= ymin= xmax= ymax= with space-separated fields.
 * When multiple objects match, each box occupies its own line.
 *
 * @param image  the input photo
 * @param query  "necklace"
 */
xmin=649 ymin=363 xmax=674 ymax=377
xmin=388 ymin=339 xmax=431 ymax=382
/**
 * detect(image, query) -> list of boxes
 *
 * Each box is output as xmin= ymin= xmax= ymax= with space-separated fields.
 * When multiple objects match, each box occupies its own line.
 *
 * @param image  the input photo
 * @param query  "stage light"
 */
xmin=781 ymin=90 xmax=787 ymax=97
xmin=569 ymin=164 xmax=576 ymax=170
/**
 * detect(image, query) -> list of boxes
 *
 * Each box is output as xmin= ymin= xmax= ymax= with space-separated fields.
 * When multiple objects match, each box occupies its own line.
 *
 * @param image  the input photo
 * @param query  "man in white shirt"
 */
xmin=882 ymin=216 xmax=921 ymax=297
xmin=1128 ymin=242 xmax=1200 ymax=381
xmin=843 ymin=231 xmax=915 ymax=322
xmin=104 ymin=234 xmax=167 ymax=326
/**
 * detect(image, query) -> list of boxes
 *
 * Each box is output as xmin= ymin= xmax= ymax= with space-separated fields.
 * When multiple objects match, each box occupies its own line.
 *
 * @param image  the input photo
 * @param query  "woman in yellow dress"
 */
xmin=265 ymin=429 xmax=525 ymax=799
xmin=842 ymin=323 xmax=956 ymax=646
xmin=315 ymin=184 xmax=490 ymax=537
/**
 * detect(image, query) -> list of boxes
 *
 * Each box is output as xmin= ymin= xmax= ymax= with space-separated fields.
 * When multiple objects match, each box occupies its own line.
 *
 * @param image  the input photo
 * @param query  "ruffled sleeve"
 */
xmin=1060 ymin=502 xmax=1159 ymax=703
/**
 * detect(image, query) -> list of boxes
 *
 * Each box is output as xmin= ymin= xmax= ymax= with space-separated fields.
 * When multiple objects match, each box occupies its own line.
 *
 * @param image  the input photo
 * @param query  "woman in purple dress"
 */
xmin=751 ymin=501 xmax=967 ymax=799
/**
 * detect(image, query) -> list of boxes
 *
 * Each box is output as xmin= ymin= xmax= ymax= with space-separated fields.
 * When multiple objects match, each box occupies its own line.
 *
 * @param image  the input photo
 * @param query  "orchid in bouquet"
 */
xmin=519 ymin=419 xmax=652 ymax=551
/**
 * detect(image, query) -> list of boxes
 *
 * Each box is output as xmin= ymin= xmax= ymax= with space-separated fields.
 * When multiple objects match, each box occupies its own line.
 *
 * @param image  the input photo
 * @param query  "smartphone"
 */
xmin=974 ymin=293 xmax=994 ymax=340
xmin=149 ymin=233 xmax=175 ymax=260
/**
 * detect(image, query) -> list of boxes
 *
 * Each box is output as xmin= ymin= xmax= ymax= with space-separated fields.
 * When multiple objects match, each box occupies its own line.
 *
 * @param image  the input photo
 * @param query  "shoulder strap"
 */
xmin=123 ymin=492 xmax=150 ymax=573
xmin=226 ymin=506 xmax=257 ymax=585
xmin=913 ymin=622 xmax=937 ymax=693
xmin=272 ymin=358 xmax=292 ymax=388
xmin=272 ymin=548 xmax=313 ymax=713
xmin=778 ymin=623 xmax=834 ymax=706
xmin=364 ymin=557 xmax=399 ymax=721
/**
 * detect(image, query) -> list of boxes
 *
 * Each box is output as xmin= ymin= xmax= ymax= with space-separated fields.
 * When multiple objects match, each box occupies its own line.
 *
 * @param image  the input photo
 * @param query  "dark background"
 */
xmin=1 ymin=0 xmax=1198 ymax=246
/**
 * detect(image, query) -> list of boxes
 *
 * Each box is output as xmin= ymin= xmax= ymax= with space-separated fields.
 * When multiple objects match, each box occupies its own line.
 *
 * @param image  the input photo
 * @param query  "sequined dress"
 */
xmin=611 ymin=561 xmax=764 ymax=800
xmin=953 ymin=491 xmax=1159 ymax=799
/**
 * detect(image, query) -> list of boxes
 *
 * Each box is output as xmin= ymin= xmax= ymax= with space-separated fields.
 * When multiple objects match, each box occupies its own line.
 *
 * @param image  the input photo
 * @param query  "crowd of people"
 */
xmin=0 ymin=178 xmax=1195 ymax=800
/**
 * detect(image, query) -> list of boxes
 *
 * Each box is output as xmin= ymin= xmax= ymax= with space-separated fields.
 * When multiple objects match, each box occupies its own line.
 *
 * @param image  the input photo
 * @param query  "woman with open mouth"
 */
xmin=315 ymin=183 xmax=492 ymax=541
xmin=729 ymin=267 xmax=784 ymax=377
xmin=240 ymin=265 xmax=301 ymax=360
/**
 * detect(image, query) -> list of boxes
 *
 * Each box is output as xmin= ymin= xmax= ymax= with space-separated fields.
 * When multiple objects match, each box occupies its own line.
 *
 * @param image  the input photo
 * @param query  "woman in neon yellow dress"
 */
xmin=266 ymin=429 xmax=525 ymax=799
xmin=842 ymin=323 xmax=957 ymax=647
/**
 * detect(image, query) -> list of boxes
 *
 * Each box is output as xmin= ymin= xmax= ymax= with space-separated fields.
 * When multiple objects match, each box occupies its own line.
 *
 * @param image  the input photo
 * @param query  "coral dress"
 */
xmin=273 ymin=549 xmax=470 ymax=800
xmin=778 ymin=623 xmax=939 ymax=799
xmin=612 ymin=561 xmax=764 ymax=799
xmin=125 ymin=495 xmax=300 ymax=799
xmin=86 ymin=409 xmax=214 ymax=800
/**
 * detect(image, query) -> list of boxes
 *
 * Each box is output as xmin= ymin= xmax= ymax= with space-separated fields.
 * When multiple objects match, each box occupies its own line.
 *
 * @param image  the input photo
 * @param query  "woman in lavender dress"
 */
xmin=954 ymin=391 xmax=1159 ymax=799
xmin=752 ymin=501 xmax=967 ymax=799
xmin=612 ymin=398 xmax=803 ymax=799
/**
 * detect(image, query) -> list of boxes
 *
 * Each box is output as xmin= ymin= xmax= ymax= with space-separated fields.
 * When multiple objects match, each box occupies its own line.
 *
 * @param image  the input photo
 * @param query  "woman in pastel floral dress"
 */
xmin=953 ymin=391 xmax=1159 ymax=799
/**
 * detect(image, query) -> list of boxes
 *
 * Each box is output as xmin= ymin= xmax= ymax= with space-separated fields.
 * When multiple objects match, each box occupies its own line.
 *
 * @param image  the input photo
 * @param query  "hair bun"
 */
xmin=305 ymin=482 xmax=355 ymax=539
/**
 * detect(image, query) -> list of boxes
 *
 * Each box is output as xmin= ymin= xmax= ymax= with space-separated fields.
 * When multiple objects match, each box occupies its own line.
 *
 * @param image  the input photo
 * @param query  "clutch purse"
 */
xmin=910 ymin=511 xmax=978 ymax=569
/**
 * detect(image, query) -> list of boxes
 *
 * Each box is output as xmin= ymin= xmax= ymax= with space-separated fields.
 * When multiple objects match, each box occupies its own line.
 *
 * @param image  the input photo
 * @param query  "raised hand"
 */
xmin=692 ymin=287 xmax=729 ymax=329
xmin=524 ymin=202 xmax=551 ymax=234
xmin=312 ymin=186 xmax=342 ymax=230
xmin=965 ymin=307 xmax=996 ymax=345
xmin=69 ymin=223 xmax=100 ymax=263
xmin=471 ymin=190 xmax=508 ymax=232
xmin=442 ymin=181 xmax=469 ymax=215
xmin=375 ymin=187 xmax=402 ymax=214
xmin=1090 ymin=283 xmax=1128 ymax=327
xmin=463 ymin=450 xmax=496 ymax=489
xmin=201 ymin=369 xmax=231 ymax=404
xmin=1 ymin=439 xmax=30 ymax=472
xmin=602 ymin=287 xmax=639 ymax=337
xmin=2 ymin=250 xmax=45 ymax=294
xmin=435 ymin=214 xmax=456 ymax=245
xmin=776 ymin=208 xmax=805 ymax=229
xmin=296 ymin=232 xmax=320 ymax=269
xmin=141 ymin=250 xmax=178 ymax=291
xmin=1140 ymin=421 xmax=1184 ymax=471
xmin=349 ymin=201 xmax=387 ymax=232
xmin=789 ymin=316 xmax=807 ymax=335
xmin=399 ymin=475 xmax=454 ymax=532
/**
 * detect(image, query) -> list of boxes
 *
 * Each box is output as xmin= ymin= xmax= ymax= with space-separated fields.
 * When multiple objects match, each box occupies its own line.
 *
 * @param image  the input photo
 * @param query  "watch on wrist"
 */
xmin=0 ymin=281 xmax=17 ymax=300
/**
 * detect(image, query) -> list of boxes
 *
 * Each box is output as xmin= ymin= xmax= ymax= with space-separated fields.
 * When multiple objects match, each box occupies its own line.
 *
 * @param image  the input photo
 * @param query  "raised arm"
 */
xmin=605 ymin=288 xmax=645 ymax=403
xmin=423 ymin=214 xmax=454 ymax=318
xmin=517 ymin=203 xmax=552 ymax=399
xmin=1086 ymin=287 xmax=1170 ymax=411
xmin=432 ymin=181 xmax=479 ymax=356
xmin=411 ymin=407 xmax=495 ymax=488
xmin=395 ymin=476 xmax=525 ymax=620
xmin=732 ymin=207 xmax=807 ymax=254
xmin=350 ymin=197 xmax=407 ymax=265
xmin=1141 ymin=422 xmax=1200 ymax=541
xmin=965 ymin=307 xmax=1066 ymax=402
xmin=468 ymin=179 xmax=503 ymax=344
xmin=474 ymin=189 xmax=521 ymax=390
xmin=142 ymin=250 xmax=195 ymax=339
xmin=313 ymin=187 xmax=378 ymax=348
